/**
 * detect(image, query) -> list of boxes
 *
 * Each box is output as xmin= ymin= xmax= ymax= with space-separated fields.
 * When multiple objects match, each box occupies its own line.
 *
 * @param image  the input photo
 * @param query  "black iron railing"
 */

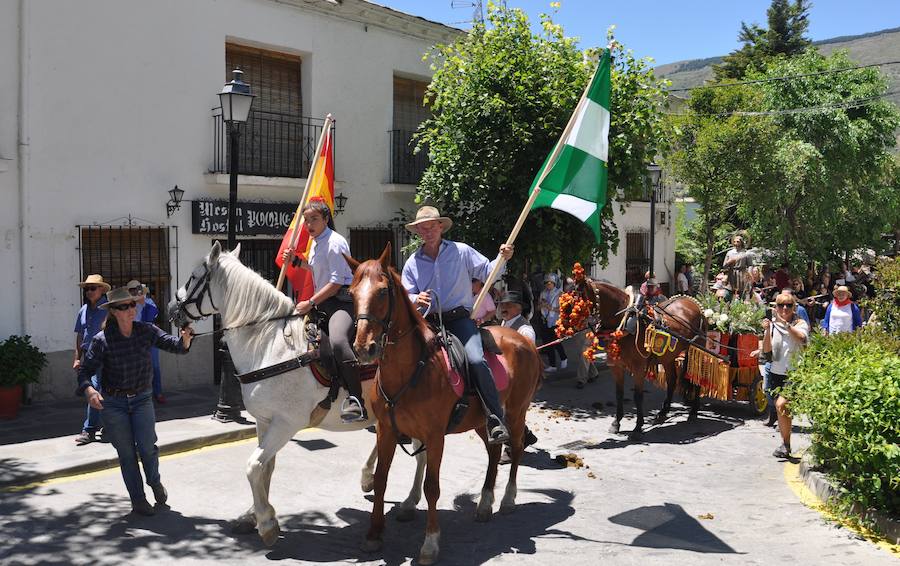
xmin=212 ymin=109 xmax=331 ymax=179
xmin=388 ymin=129 xmax=428 ymax=185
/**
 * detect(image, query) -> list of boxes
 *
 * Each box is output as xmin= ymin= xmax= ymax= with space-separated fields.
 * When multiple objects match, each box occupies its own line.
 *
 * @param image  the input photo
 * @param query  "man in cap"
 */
xmin=402 ymin=205 xmax=514 ymax=444
xmin=497 ymin=290 xmax=539 ymax=462
xmin=73 ymin=274 xmax=111 ymax=445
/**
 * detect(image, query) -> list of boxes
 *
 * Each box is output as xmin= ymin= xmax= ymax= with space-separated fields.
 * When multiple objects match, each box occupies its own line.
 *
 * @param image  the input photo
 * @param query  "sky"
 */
xmin=374 ymin=0 xmax=900 ymax=65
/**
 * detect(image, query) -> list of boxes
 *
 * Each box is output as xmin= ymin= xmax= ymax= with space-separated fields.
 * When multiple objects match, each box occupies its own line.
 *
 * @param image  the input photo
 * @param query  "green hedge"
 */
xmin=785 ymin=329 xmax=900 ymax=516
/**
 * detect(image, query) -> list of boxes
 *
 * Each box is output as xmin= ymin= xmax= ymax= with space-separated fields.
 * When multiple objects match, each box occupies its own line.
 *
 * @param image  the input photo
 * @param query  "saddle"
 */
xmin=303 ymin=312 xmax=377 ymax=405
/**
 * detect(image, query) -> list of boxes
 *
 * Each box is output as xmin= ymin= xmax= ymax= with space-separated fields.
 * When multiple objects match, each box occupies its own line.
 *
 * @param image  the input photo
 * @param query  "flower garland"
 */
xmin=553 ymin=262 xmax=606 ymax=362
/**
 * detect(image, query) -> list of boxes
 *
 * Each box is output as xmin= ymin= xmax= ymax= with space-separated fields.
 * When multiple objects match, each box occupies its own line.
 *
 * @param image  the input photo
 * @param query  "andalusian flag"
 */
xmin=275 ymin=126 xmax=334 ymax=300
xmin=530 ymin=48 xmax=610 ymax=243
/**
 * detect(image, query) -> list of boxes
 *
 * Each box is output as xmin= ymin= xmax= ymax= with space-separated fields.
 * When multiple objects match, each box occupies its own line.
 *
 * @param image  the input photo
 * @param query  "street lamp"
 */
xmin=335 ymin=192 xmax=348 ymax=215
xmin=213 ymin=69 xmax=254 ymax=424
xmin=218 ymin=68 xmax=255 ymax=251
xmin=166 ymin=185 xmax=185 ymax=218
xmin=647 ymin=163 xmax=662 ymax=280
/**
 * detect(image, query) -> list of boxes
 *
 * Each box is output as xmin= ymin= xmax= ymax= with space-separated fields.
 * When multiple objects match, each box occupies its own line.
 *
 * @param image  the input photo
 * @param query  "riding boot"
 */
xmin=338 ymin=361 xmax=367 ymax=423
xmin=470 ymin=361 xmax=509 ymax=444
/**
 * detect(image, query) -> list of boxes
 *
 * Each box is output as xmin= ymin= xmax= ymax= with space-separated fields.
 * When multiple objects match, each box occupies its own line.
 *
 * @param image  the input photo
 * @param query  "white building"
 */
xmin=1 ymin=0 xmax=674 ymax=401
xmin=1 ymin=0 xmax=458 ymax=400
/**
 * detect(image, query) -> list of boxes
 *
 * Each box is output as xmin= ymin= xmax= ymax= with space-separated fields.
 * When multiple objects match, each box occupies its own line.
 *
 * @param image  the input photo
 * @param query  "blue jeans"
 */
xmin=82 ymin=373 xmax=103 ymax=434
xmin=444 ymin=317 xmax=504 ymax=421
xmin=101 ymin=390 xmax=160 ymax=503
xmin=150 ymin=347 xmax=162 ymax=396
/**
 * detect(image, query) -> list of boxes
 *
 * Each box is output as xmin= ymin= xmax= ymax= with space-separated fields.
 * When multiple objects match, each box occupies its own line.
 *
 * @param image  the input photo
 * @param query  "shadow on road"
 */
xmin=609 ymin=502 xmax=741 ymax=554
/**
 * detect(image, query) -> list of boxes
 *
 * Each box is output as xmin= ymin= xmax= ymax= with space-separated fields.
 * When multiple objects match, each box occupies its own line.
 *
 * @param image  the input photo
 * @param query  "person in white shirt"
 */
xmin=762 ymin=292 xmax=809 ymax=459
xmin=538 ymin=274 xmax=567 ymax=372
xmin=675 ymin=264 xmax=690 ymax=295
xmin=822 ymin=285 xmax=862 ymax=334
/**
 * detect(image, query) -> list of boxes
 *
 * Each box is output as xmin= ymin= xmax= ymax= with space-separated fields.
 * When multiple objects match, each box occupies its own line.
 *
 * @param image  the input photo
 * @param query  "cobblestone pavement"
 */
xmin=2 ymin=370 xmax=895 ymax=565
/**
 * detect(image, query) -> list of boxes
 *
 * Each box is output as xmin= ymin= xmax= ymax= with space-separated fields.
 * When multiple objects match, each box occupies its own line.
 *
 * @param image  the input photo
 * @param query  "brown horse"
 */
xmin=583 ymin=280 xmax=705 ymax=438
xmin=346 ymin=245 xmax=542 ymax=565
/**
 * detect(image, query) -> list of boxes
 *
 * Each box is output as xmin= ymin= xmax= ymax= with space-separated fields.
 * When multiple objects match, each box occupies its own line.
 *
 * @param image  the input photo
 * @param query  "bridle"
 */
xmin=173 ymin=263 xmax=218 ymax=323
xmin=354 ymin=269 xmax=396 ymax=353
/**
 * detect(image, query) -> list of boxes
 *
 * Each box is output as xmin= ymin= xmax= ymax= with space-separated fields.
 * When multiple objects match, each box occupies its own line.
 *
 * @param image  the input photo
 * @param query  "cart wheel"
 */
xmin=749 ymin=374 xmax=768 ymax=416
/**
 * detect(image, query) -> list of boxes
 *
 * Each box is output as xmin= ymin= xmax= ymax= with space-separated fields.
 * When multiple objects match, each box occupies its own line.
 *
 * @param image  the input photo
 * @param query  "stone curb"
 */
xmin=1 ymin=426 xmax=258 ymax=489
xmin=799 ymin=452 xmax=899 ymax=544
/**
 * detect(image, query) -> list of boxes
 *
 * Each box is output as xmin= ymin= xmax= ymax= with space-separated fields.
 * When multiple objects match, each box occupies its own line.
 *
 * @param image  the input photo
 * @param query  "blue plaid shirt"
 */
xmin=77 ymin=322 xmax=188 ymax=395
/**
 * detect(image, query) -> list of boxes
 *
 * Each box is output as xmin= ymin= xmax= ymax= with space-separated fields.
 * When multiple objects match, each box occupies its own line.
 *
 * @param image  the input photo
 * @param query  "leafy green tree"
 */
xmin=415 ymin=4 xmax=668 ymax=272
xmin=714 ymin=0 xmax=811 ymax=80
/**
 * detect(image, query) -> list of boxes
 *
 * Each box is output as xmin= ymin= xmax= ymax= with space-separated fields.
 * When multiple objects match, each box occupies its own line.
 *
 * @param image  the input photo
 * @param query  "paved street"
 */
xmin=1 ymin=371 xmax=895 ymax=566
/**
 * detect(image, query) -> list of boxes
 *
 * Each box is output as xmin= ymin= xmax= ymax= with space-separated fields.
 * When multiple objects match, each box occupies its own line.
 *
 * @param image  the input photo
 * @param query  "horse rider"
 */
xmin=282 ymin=198 xmax=365 ymax=423
xmin=626 ymin=276 xmax=667 ymax=335
xmin=401 ymin=205 xmax=514 ymax=444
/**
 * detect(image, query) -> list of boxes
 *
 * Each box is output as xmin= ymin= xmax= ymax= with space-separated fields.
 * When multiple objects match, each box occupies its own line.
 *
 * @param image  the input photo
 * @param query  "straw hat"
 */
xmin=405 ymin=206 xmax=453 ymax=233
xmin=126 ymin=279 xmax=143 ymax=291
xmin=99 ymin=287 xmax=137 ymax=310
xmin=833 ymin=285 xmax=852 ymax=297
xmin=78 ymin=274 xmax=111 ymax=292
xmin=646 ymin=277 xmax=659 ymax=286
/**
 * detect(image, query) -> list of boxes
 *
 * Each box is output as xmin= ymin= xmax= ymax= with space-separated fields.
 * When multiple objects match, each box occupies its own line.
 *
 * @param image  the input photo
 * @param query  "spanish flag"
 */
xmin=275 ymin=126 xmax=334 ymax=300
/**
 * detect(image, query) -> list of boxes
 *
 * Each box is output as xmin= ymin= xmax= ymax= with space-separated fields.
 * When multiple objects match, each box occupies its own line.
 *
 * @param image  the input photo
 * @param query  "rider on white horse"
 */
xmin=283 ymin=198 xmax=365 ymax=423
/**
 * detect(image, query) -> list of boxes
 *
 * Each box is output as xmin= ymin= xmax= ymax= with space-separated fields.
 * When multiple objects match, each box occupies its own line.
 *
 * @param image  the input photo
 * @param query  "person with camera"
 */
xmin=761 ymin=292 xmax=809 ymax=459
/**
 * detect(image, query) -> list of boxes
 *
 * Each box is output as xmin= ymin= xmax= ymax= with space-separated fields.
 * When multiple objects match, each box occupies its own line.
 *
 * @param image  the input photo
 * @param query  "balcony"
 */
xmin=387 ymin=129 xmax=428 ymax=185
xmin=212 ymin=109 xmax=331 ymax=179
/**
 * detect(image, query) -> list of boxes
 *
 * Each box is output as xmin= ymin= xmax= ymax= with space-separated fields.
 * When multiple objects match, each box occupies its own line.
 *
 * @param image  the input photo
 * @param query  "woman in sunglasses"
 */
xmin=76 ymin=286 xmax=193 ymax=516
xmin=762 ymin=292 xmax=809 ymax=459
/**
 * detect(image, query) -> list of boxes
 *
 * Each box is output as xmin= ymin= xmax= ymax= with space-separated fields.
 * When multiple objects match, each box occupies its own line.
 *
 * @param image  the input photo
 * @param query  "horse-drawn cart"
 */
xmin=679 ymin=342 xmax=768 ymax=416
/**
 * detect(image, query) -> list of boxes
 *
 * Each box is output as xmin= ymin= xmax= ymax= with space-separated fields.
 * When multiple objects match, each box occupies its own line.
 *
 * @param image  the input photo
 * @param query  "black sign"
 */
xmin=192 ymin=200 xmax=296 ymax=236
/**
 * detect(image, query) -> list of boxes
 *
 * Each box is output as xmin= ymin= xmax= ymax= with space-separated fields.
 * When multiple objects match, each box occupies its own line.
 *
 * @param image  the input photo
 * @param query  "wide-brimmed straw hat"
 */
xmin=405 ymin=206 xmax=453 ymax=234
xmin=99 ymin=287 xmax=137 ymax=310
xmin=833 ymin=285 xmax=852 ymax=297
xmin=78 ymin=274 xmax=111 ymax=292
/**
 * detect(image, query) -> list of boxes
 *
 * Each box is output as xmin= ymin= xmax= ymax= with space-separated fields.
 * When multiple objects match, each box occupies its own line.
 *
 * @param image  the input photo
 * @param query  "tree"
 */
xmin=415 ymin=4 xmax=668 ymax=272
xmin=714 ymin=0 xmax=811 ymax=80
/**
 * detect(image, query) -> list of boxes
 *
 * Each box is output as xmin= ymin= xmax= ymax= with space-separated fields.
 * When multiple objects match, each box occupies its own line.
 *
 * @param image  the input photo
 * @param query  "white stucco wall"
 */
xmin=4 ymin=0 xmax=455 ymax=399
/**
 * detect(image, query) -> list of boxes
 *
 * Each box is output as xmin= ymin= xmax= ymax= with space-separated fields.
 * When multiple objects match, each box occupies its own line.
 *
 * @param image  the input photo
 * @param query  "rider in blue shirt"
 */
xmin=401 ymin=206 xmax=514 ymax=444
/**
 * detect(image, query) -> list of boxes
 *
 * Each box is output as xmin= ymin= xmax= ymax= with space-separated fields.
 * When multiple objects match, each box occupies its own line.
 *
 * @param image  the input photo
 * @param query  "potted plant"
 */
xmin=0 ymin=335 xmax=47 ymax=419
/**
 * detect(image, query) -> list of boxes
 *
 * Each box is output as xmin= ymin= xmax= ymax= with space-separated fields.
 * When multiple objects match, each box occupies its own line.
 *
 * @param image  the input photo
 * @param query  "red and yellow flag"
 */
xmin=275 ymin=127 xmax=334 ymax=300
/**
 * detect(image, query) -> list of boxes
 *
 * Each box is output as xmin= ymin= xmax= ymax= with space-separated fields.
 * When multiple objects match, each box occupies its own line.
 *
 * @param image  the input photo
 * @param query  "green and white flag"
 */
xmin=530 ymin=48 xmax=610 ymax=243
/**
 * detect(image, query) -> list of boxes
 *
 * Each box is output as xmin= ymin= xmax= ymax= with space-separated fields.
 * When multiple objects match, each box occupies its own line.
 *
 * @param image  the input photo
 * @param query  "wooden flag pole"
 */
xmin=276 ymin=113 xmax=334 ymax=292
xmin=470 ymin=92 xmax=590 ymax=318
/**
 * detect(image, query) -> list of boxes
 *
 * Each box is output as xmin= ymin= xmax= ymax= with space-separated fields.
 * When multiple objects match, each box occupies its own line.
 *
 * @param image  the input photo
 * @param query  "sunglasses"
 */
xmin=776 ymin=303 xmax=794 ymax=309
xmin=128 ymin=288 xmax=143 ymax=295
xmin=84 ymin=286 xmax=102 ymax=292
xmin=111 ymin=301 xmax=137 ymax=311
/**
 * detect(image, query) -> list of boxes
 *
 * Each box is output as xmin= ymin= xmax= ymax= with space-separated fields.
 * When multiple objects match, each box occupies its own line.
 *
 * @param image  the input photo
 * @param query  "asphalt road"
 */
xmin=1 ymin=372 xmax=895 ymax=566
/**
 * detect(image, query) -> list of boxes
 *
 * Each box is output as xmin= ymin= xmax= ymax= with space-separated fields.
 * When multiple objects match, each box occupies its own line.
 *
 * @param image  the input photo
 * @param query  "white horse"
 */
xmin=170 ymin=241 xmax=425 ymax=546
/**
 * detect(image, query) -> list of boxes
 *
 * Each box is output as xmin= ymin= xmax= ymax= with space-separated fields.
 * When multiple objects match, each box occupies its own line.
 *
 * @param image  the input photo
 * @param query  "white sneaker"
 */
xmin=544 ymin=365 xmax=557 ymax=373
xmin=559 ymin=359 xmax=568 ymax=370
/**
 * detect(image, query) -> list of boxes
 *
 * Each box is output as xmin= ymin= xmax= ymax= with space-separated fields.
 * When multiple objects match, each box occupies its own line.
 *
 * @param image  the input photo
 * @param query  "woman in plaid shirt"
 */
xmin=77 ymin=286 xmax=193 ymax=516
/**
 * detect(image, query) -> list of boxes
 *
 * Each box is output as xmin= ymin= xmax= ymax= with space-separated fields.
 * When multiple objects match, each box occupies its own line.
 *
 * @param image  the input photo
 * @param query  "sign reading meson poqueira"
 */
xmin=191 ymin=200 xmax=295 ymax=236
xmin=529 ymin=48 xmax=611 ymax=244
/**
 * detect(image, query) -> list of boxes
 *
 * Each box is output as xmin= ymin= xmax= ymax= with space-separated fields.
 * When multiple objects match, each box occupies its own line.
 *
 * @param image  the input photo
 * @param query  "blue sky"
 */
xmin=375 ymin=1 xmax=900 ymax=65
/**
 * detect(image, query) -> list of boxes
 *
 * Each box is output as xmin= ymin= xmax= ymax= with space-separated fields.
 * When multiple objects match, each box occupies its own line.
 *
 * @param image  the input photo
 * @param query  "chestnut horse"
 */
xmin=583 ymin=280 xmax=705 ymax=438
xmin=346 ymin=245 xmax=542 ymax=565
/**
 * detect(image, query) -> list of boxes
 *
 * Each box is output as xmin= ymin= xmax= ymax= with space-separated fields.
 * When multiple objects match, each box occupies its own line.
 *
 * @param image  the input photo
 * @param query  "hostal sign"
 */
xmin=192 ymin=200 xmax=295 ymax=236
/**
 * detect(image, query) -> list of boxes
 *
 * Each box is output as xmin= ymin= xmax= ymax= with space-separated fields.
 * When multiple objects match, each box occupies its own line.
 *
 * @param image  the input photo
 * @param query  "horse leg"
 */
xmin=418 ymin=435 xmax=445 ymax=566
xmin=396 ymin=438 xmax=426 ymax=522
xmin=609 ymin=366 xmax=624 ymax=434
xmin=689 ymin=382 xmax=701 ymax=422
xmin=360 ymin=441 xmax=377 ymax=493
xmin=363 ymin=424 xmax=397 ymax=553
xmin=473 ymin=426 xmax=502 ymax=522
xmin=232 ymin=418 xmax=272 ymax=535
xmin=247 ymin=418 xmax=296 ymax=547
xmin=630 ymin=373 xmax=645 ymax=440
xmin=499 ymin=412 xmax=524 ymax=514
xmin=655 ymin=360 xmax=677 ymax=425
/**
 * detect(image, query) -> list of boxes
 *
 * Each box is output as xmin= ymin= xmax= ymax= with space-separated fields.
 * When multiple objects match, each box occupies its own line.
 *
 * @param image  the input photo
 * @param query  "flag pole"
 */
xmin=471 ymin=92 xmax=590 ymax=318
xmin=276 ymin=113 xmax=334 ymax=292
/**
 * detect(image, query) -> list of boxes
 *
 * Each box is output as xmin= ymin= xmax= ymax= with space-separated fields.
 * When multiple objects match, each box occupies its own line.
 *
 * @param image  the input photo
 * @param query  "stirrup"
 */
xmin=340 ymin=395 xmax=367 ymax=423
xmin=486 ymin=416 xmax=510 ymax=445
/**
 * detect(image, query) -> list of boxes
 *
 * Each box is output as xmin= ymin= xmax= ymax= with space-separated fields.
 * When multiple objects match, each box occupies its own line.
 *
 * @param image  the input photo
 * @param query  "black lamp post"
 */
xmin=334 ymin=192 xmax=348 ymax=215
xmin=213 ymin=69 xmax=254 ymax=423
xmin=647 ymin=163 xmax=662 ymax=280
xmin=166 ymin=185 xmax=185 ymax=218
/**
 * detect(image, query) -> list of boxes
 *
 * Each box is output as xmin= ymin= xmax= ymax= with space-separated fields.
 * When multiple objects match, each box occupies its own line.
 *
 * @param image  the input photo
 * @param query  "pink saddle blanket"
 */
xmin=440 ymin=348 xmax=510 ymax=398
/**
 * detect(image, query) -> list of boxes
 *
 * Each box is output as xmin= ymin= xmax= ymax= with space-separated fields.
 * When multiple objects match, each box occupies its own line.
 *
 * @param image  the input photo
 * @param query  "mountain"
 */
xmin=657 ymin=27 xmax=900 ymax=105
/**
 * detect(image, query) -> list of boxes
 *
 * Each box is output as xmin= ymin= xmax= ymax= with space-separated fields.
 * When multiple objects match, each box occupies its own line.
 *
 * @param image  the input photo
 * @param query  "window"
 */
xmin=78 ymin=226 xmax=173 ymax=325
xmin=625 ymin=231 xmax=650 ymax=288
xmin=349 ymin=228 xmax=395 ymax=265
xmin=388 ymin=76 xmax=431 ymax=184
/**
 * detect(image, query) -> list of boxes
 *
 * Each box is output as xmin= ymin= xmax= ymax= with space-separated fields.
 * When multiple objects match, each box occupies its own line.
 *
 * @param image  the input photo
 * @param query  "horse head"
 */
xmin=169 ymin=240 xmax=240 ymax=327
xmin=585 ymin=279 xmax=630 ymax=331
xmin=345 ymin=243 xmax=398 ymax=364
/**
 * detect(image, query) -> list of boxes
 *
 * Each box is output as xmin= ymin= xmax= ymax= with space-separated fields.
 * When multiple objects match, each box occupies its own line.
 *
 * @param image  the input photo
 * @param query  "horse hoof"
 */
xmin=653 ymin=414 xmax=667 ymax=425
xmin=230 ymin=517 xmax=257 ymax=535
xmin=259 ymin=521 xmax=280 ymax=547
xmin=361 ymin=476 xmax=374 ymax=493
xmin=608 ymin=422 xmax=620 ymax=434
xmin=628 ymin=429 xmax=643 ymax=440
xmin=395 ymin=507 xmax=416 ymax=523
xmin=418 ymin=551 xmax=439 ymax=566
xmin=687 ymin=413 xmax=699 ymax=423
xmin=499 ymin=503 xmax=515 ymax=515
xmin=361 ymin=538 xmax=383 ymax=553
xmin=475 ymin=508 xmax=493 ymax=523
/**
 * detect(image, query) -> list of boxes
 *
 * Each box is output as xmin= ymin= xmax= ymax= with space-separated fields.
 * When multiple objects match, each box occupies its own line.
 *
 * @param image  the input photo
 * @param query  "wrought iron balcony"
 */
xmin=212 ymin=109 xmax=331 ymax=179
xmin=387 ymin=129 xmax=428 ymax=185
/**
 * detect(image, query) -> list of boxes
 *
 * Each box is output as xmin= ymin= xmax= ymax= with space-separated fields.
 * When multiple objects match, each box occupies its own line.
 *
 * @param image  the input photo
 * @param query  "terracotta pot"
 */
xmin=0 ymin=384 xmax=23 ymax=419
